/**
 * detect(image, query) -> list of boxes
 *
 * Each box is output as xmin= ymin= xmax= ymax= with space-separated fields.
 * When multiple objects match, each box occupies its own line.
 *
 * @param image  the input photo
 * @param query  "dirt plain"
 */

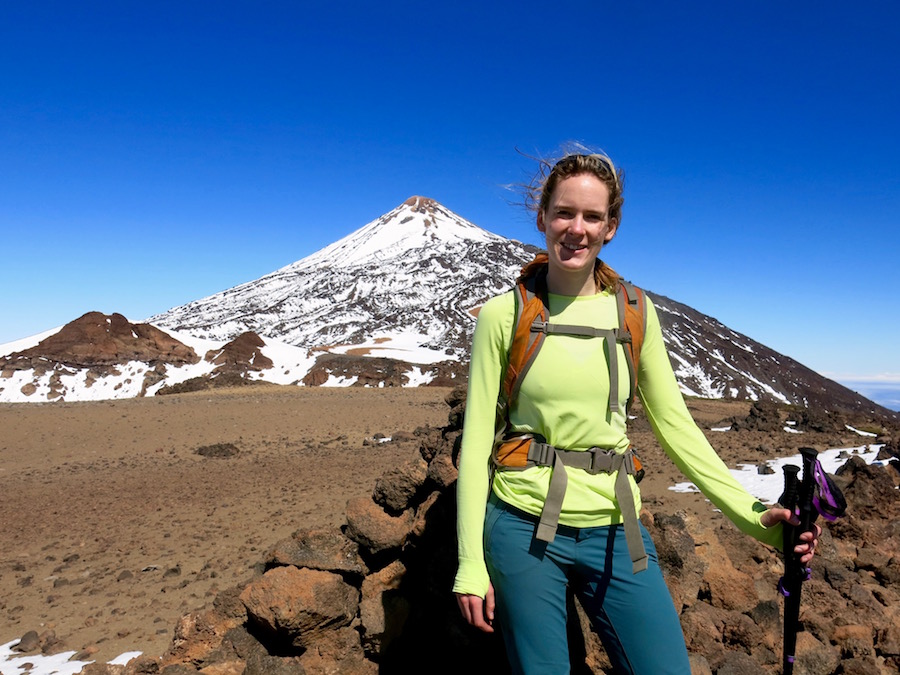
xmin=0 ymin=385 xmax=879 ymax=666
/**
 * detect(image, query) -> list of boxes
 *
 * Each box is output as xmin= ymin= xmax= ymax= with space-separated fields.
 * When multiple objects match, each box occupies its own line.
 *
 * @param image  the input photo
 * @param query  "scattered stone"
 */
xmin=794 ymin=631 xmax=841 ymax=675
xmin=38 ymin=629 xmax=61 ymax=654
xmin=73 ymin=645 xmax=99 ymax=661
xmin=163 ymin=566 xmax=182 ymax=579
xmin=714 ymin=650 xmax=762 ymax=675
xmin=425 ymin=447 xmax=458 ymax=487
xmin=195 ymin=443 xmax=240 ymax=459
xmin=297 ymin=626 xmax=375 ymax=675
xmin=13 ymin=629 xmax=40 ymax=652
xmin=837 ymin=657 xmax=882 ymax=675
xmin=80 ymin=664 xmax=125 ymax=674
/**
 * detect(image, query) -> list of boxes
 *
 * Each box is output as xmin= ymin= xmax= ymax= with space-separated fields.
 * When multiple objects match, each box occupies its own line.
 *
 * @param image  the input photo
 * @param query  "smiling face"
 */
xmin=537 ymin=173 xmax=619 ymax=295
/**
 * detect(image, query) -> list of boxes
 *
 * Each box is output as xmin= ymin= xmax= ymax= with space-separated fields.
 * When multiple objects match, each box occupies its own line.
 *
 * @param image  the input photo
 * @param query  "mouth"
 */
xmin=560 ymin=242 xmax=588 ymax=252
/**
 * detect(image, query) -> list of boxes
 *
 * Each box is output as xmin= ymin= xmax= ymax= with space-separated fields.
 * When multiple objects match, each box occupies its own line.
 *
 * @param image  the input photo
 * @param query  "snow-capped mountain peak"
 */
xmin=295 ymin=196 xmax=504 ymax=270
xmin=146 ymin=197 xmax=537 ymax=357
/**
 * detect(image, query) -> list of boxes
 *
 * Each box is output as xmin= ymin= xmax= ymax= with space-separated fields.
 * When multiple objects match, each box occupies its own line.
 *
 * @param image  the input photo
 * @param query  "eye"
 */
xmin=556 ymin=209 xmax=573 ymax=218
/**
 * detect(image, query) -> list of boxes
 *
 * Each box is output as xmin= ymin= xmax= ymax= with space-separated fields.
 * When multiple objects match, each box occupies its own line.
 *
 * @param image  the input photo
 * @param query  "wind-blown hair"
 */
xmin=522 ymin=145 xmax=625 ymax=292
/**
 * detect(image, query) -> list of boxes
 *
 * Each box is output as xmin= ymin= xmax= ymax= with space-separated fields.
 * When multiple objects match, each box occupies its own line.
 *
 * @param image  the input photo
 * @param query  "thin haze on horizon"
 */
xmin=1 ymin=2 xmax=898 ymax=406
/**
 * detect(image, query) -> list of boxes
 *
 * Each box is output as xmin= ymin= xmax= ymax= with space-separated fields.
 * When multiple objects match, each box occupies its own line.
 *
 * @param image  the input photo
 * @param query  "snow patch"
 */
xmin=846 ymin=425 xmax=877 ymax=437
xmin=671 ymin=445 xmax=883 ymax=505
xmin=0 ymin=639 xmax=141 ymax=674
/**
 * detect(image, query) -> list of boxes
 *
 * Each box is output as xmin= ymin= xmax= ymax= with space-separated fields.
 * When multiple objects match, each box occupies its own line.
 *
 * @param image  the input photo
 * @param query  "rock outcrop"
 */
xmin=5 ymin=312 xmax=199 ymax=369
xmin=0 ymin=312 xmax=200 ymax=400
xmin=205 ymin=332 xmax=274 ymax=373
xmin=300 ymin=352 xmax=465 ymax=388
xmin=100 ymin=389 xmax=900 ymax=674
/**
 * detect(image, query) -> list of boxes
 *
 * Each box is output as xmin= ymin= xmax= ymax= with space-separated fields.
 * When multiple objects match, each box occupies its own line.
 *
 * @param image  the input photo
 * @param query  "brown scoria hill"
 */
xmin=57 ymin=390 xmax=900 ymax=675
xmin=0 ymin=311 xmax=200 ymax=398
xmin=5 ymin=312 xmax=198 ymax=368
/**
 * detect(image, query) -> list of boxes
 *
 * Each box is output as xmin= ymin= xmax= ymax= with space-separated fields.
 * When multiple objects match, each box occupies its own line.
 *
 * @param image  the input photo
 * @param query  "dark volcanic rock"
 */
xmin=155 ymin=372 xmax=272 ymax=395
xmin=727 ymin=401 xmax=782 ymax=432
xmin=301 ymin=352 xmax=465 ymax=388
xmin=204 ymin=332 xmax=273 ymax=372
xmin=12 ymin=629 xmax=40 ymax=652
xmin=266 ymin=528 xmax=368 ymax=577
xmin=194 ymin=443 xmax=240 ymax=459
xmin=372 ymin=456 xmax=428 ymax=513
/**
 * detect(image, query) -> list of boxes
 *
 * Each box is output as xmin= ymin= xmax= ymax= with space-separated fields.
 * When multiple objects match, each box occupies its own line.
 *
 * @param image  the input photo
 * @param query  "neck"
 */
xmin=545 ymin=265 xmax=598 ymax=296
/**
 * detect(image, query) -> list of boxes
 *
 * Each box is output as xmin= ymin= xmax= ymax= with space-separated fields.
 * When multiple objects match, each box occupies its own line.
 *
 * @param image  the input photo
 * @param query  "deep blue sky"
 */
xmin=1 ymin=1 xmax=898 ymax=404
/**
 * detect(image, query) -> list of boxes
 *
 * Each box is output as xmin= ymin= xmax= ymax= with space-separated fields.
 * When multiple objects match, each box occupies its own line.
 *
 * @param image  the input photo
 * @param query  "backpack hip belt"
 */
xmin=494 ymin=436 xmax=648 ymax=574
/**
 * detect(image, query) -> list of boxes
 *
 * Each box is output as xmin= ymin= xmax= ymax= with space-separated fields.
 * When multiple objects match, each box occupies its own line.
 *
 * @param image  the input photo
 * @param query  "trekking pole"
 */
xmin=778 ymin=446 xmax=847 ymax=674
xmin=778 ymin=462 xmax=802 ymax=675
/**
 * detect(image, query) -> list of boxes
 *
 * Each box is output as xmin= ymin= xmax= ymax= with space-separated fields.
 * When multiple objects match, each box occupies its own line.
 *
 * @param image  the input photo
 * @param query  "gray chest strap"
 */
xmin=523 ymin=440 xmax=648 ymax=574
xmin=530 ymin=320 xmax=629 ymax=415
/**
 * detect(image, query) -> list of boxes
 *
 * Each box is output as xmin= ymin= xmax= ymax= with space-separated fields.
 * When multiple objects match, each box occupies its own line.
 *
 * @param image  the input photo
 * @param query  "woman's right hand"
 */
xmin=455 ymin=584 xmax=496 ymax=633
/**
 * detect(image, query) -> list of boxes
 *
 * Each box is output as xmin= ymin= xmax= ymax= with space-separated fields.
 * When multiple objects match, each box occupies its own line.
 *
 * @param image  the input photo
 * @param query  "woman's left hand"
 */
xmin=761 ymin=507 xmax=823 ymax=564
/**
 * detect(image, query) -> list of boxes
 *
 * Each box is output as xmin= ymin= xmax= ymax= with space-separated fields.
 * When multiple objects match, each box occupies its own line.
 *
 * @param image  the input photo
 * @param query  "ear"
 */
xmin=537 ymin=210 xmax=546 ymax=233
xmin=603 ymin=218 xmax=619 ymax=243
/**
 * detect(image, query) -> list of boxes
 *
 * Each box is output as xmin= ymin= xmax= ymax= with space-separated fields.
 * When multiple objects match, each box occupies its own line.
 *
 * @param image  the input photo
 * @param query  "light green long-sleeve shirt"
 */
xmin=453 ymin=288 xmax=781 ymax=597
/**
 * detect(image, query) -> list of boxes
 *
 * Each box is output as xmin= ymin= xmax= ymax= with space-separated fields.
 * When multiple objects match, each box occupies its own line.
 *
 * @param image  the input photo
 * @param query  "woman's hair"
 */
xmin=522 ymin=145 xmax=625 ymax=292
xmin=525 ymin=149 xmax=624 ymax=224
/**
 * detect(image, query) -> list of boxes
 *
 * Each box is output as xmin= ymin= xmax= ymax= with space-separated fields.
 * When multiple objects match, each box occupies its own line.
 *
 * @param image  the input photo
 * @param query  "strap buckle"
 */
xmin=585 ymin=447 xmax=616 ymax=475
xmin=530 ymin=319 xmax=549 ymax=334
xmin=527 ymin=439 xmax=555 ymax=466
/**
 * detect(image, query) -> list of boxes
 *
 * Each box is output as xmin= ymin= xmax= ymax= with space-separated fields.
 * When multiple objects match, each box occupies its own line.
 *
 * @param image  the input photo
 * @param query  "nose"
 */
xmin=568 ymin=215 xmax=586 ymax=234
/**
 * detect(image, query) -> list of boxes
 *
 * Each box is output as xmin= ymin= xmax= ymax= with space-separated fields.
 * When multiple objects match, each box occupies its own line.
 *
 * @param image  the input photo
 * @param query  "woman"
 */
xmin=453 ymin=150 xmax=820 ymax=674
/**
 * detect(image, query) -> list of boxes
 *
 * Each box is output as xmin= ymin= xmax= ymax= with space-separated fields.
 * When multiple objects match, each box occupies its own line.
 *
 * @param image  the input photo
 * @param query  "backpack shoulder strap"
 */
xmin=502 ymin=268 xmax=549 ymax=409
xmin=616 ymin=280 xmax=646 ymax=413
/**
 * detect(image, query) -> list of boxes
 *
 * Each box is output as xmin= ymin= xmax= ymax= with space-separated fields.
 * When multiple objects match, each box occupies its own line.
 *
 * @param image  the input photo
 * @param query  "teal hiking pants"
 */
xmin=484 ymin=495 xmax=691 ymax=674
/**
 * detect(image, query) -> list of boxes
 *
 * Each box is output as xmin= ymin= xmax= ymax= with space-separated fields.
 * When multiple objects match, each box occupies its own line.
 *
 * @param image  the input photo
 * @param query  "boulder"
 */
xmin=714 ymin=650 xmax=764 ymax=675
xmin=296 ymin=627 xmax=376 ymax=675
xmin=239 ymin=566 xmax=358 ymax=650
xmin=163 ymin=601 xmax=245 ymax=668
xmin=372 ymin=456 xmax=428 ymax=513
xmin=344 ymin=497 xmax=414 ymax=557
xmin=794 ymin=631 xmax=841 ymax=675
xmin=266 ymin=528 xmax=368 ymax=577
xmin=644 ymin=511 xmax=706 ymax=611
xmin=425 ymin=445 xmax=458 ymax=487
xmin=831 ymin=624 xmax=875 ymax=660
xmin=358 ymin=560 xmax=409 ymax=656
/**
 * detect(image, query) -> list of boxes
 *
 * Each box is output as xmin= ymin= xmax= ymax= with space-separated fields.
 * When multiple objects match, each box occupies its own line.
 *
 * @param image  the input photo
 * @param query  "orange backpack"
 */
xmin=493 ymin=253 xmax=647 ymax=467
xmin=489 ymin=253 xmax=651 ymax=572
